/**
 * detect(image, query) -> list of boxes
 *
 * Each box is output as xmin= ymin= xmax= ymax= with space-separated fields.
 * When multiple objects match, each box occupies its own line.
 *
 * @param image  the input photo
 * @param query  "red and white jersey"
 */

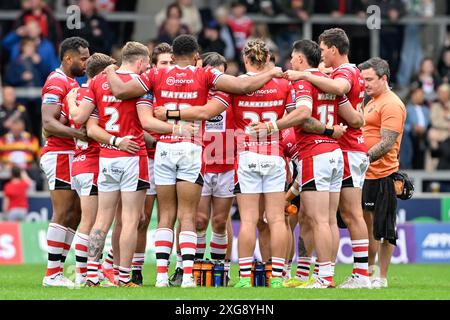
xmin=332 ymin=63 xmax=368 ymax=153
xmin=281 ymin=127 xmax=299 ymax=161
xmin=137 ymin=65 xmax=223 ymax=145
xmin=224 ymin=74 xmax=295 ymax=156
xmin=83 ymin=71 xmax=146 ymax=158
xmin=68 ymin=84 xmax=100 ymax=176
xmin=227 ymin=16 xmax=253 ymax=51
xmin=293 ymin=69 xmax=347 ymax=160
xmin=41 ymin=68 xmax=78 ymax=155
xmin=203 ymin=90 xmax=235 ymax=173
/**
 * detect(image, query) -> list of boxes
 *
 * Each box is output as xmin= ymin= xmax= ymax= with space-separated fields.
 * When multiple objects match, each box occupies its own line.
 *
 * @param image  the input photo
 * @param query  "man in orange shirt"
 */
xmin=359 ymin=57 xmax=406 ymax=289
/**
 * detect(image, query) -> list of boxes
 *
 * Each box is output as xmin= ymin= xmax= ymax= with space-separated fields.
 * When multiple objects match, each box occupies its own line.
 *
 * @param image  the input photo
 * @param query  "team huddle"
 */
xmin=40 ymin=27 xmax=379 ymax=289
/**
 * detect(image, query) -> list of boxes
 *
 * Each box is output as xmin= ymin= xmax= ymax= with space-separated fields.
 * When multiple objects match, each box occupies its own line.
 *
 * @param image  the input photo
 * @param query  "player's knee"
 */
xmin=211 ymin=215 xmax=227 ymax=233
xmin=196 ymin=216 xmax=209 ymax=232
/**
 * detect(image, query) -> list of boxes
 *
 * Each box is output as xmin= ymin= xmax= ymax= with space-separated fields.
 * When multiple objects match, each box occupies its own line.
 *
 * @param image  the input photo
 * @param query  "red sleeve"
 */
xmin=42 ymin=77 xmax=67 ymax=106
xmin=332 ymin=67 xmax=354 ymax=88
xmin=136 ymin=91 xmax=155 ymax=109
xmin=137 ymin=68 xmax=156 ymax=93
xmin=211 ymin=90 xmax=231 ymax=108
xmin=82 ymin=78 xmax=96 ymax=105
xmin=293 ymin=80 xmax=313 ymax=103
xmin=285 ymin=82 xmax=296 ymax=111
xmin=203 ymin=66 xmax=224 ymax=90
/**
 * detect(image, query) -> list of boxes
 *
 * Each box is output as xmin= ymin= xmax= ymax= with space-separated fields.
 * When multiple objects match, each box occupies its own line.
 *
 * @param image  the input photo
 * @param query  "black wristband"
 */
xmin=167 ymin=110 xmax=181 ymax=120
xmin=112 ymin=136 xmax=117 ymax=146
xmin=323 ymin=126 xmax=334 ymax=137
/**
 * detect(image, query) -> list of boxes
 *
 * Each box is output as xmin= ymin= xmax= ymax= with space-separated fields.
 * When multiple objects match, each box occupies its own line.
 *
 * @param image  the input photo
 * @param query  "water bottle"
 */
xmin=213 ymin=263 xmax=224 ymax=287
xmin=255 ymin=262 xmax=265 ymax=287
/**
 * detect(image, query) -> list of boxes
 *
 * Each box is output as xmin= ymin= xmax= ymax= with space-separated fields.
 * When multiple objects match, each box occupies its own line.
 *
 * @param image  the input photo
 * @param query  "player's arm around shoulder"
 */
xmin=104 ymin=65 xmax=146 ymax=100
xmin=215 ymin=67 xmax=283 ymax=95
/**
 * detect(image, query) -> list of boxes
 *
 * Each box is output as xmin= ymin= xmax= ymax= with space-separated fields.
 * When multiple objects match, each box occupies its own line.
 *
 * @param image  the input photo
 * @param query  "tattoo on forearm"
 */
xmin=88 ymin=229 xmax=106 ymax=261
xmin=297 ymin=236 xmax=307 ymax=257
xmin=368 ymin=128 xmax=399 ymax=162
xmin=300 ymin=117 xmax=325 ymax=134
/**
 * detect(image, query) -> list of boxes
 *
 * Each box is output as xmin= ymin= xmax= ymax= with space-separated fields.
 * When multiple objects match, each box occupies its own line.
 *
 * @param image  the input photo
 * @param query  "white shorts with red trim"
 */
xmin=297 ymin=148 xmax=344 ymax=193
xmin=146 ymin=158 xmax=156 ymax=196
xmin=72 ymin=173 xmax=98 ymax=196
xmin=154 ymin=142 xmax=204 ymax=186
xmin=40 ymin=152 xmax=75 ymax=191
xmin=342 ymin=151 xmax=369 ymax=189
xmin=98 ymin=156 xmax=149 ymax=192
xmin=201 ymin=170 xmax=235 ymax=198
xmin=235 ymin=151 xmax=286 ymax=194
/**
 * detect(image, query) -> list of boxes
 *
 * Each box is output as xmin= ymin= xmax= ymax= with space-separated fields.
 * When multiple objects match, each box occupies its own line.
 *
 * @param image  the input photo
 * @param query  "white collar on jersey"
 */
xmin=81 ymin=83 xmax=88 ymax=88
xmin=55 ymin=68 xmax=75 ymax=80
xmin=116 ymin=70 xmax=136 ymax=74
xmin=304 ymin=68 xmax=319 ymax=72
xmin=336 ymin=63 xmax=356 ymax=69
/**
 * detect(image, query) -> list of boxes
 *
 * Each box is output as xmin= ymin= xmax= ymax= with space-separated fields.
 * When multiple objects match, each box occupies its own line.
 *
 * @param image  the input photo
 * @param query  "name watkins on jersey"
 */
xmin=161 ymin=91 xmax=198 ymax=99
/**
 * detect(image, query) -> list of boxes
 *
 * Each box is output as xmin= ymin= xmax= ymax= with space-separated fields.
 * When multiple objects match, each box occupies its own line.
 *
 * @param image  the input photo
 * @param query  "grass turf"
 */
xmin=0 ymin=264 xmax=449 ymax=300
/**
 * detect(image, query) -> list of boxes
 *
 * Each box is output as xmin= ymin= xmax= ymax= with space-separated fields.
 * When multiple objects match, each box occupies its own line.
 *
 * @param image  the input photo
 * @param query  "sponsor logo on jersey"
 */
xmin=208 ymin=115 xmax=223 ymax=123
xmin=248 ymin=163 xmax=257 ymax=169
xmin=42 ymin=93 xmax=60 ymax=104
xmin=246 ymin=88 xmax=278 ymax=97
xmin=166 ymin=77 xmax=194 ymax=86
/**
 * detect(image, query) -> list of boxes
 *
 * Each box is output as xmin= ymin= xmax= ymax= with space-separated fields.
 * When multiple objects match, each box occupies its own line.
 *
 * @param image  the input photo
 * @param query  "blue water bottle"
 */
xmin=214 ymin=263 xmax=224 ymax=287
xmin=255 ymin=262 xmax=265 ymax=287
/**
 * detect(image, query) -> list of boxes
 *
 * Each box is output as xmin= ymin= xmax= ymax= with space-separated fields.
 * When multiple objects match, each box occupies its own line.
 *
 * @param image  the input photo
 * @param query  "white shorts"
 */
xmin=235 ymin=151 xmax=286 ymax=194
xmin=154 ymin=142 xmax=204 ymax=186
xmin=146 ymin=158 xmax=156 ymax=196
xmin=98 ymin=156 xmax=149 ymax=192
xmin=72 ymin=173 xmax=98 ymax=196
xmin=342 ymin=151 xmax=369 ymax=189
xmin=201 ymin=170 xmax=235 ymax=198
xmin=40 ymin=152 xmax=74 ymax=191
xmin=297 ymin=148 xmax=344 ymax=193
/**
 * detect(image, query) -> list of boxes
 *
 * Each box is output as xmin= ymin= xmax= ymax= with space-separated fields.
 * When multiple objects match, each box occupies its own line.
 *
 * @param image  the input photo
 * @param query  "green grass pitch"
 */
xmin=1 ymin=264 xmax=449 ymax=300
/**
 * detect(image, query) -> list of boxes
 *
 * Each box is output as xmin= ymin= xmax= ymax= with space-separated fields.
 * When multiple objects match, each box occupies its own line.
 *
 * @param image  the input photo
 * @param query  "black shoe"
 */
xmin=131 ymin=270 xmax=143 ymax=286
xmin=169 ymin=267 xmax=183 ymax=287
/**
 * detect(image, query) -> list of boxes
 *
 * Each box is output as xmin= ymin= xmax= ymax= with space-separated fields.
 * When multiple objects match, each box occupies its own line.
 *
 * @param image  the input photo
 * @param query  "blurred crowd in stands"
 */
xmin=1 ymin=0 xmax=450 ymax=192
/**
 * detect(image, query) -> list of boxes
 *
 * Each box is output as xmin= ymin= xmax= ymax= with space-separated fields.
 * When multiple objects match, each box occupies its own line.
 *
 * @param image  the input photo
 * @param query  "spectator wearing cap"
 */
xmin=198 ymin=20 xmax=226 ymax=56
xmin=0 ymin=86 xmax=32 ymax=136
